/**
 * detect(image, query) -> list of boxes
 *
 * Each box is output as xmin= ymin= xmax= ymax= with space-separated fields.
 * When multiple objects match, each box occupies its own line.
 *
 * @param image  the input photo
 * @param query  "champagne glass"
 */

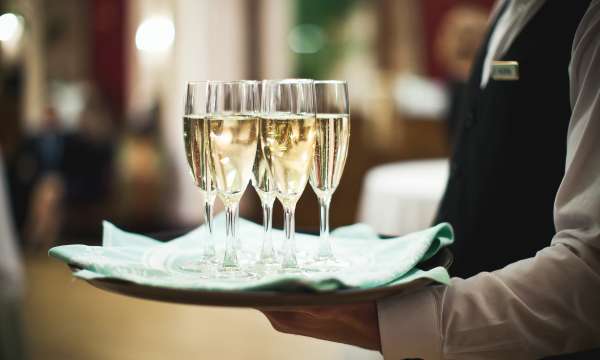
xmin=180 ymin=81 xmax=217 ymax=273
xmin=206 ymin=80 xmax=259 ymax=277
xmin=260 ymin=79 xmax=317 ymax=272
xmin=307 ymin=80 xmax=351 ymax=271
xmin=252 ymin=135 xmax=277 ymax=268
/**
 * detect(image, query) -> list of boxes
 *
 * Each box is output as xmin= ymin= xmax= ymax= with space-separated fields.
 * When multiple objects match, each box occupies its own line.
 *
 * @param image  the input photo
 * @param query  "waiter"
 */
xmin=260 ymin=0 xmax=600 ymax=358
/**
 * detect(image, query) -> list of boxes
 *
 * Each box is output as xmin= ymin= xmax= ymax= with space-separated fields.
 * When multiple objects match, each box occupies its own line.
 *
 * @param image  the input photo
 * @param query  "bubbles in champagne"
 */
xmin=183 ymin=115 xmax=215 ymax=194
xmin=260 ymin=114 xmax=316 ymax=208
xmin=207 ymin=115 xmax=259 ymax=204
xmin=309 ymin=114 xmax=351 ymax=198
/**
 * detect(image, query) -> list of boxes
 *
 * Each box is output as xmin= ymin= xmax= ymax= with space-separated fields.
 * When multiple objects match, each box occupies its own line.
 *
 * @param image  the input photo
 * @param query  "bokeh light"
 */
xmin=288 ymin=24 xmax=325 ymax=54
xmin=135 ymin=16 xmax=175 ymax=52
xmin=0 ymin=13 xmax=23 ymax=42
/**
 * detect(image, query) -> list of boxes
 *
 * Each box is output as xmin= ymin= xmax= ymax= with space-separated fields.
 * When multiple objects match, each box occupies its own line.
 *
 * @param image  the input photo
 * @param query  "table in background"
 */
xmin=358 ymin=159 xmax=449 ymax=236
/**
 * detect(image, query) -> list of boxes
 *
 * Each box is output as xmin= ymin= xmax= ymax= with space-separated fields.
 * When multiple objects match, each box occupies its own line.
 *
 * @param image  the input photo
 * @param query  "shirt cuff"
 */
xmin=377 ymin=286 xmax=444 ymax=359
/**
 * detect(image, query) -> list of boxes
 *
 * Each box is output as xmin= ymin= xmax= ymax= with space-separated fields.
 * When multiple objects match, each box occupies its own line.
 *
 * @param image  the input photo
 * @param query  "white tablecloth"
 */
xmin=358 ymin=159 xmax=449 ymax=236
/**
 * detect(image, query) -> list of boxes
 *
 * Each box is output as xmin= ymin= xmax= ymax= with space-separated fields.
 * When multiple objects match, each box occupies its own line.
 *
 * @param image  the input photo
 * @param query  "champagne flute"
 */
xmin=252 ymin=135 xmax=277 ymax=268
xmin=180 ymin=81 xmax=217 ymax=272
xmin=206 ymin=80 xmax=259 ymax=277
xmin=307 ymin=80 xmax=351 ymax=271
xmin=260 ymin=79 xmax=317 ymax=272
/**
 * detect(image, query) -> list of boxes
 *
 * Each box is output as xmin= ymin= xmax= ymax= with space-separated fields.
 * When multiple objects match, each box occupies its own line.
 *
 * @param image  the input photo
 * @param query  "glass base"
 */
xmin=175 ymin=259 xmax=217 ymax=278
xmin=278 ymin=265 xmax=304 ymax=275
xmin=201 ymin=253 xmax=220 ymax=265
xmin=236 ymin=249 xmax=258 ymax=263
xmin=252 ymin=256 xmax=280 ymax=275
xmin=215 ymin=266 xmax=257 ymax=280
xmin=303 ymin=256 xmax=349 ymax=273
xmin=277 ymin=249 xmax=310 ymax=263
xmin=201 ymin=248 xmax=219 ymax=264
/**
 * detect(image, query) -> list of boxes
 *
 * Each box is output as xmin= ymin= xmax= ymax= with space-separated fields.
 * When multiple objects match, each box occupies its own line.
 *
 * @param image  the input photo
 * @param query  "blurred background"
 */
xmin=0 ymin=0 xmax=493 ymax=359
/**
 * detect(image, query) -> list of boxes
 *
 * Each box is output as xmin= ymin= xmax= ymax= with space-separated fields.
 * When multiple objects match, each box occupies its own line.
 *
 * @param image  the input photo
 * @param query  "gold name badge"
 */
xmin=491 ymin=61 xmax=519 ymax=81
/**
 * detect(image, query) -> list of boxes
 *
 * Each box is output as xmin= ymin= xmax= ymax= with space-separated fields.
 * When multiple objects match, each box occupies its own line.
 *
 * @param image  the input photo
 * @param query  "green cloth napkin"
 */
xmin=49 ymin=216 xmax=453 ymax=292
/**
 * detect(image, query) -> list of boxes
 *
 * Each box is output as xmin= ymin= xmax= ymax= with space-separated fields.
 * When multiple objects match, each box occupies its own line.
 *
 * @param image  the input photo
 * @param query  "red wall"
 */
xmin=91 ymin=0 xmax=126 ymax=118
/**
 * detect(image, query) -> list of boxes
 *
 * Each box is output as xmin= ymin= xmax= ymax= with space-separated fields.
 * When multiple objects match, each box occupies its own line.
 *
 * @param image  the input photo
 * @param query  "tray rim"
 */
xmin=69 ymin=247 xmax=453 ymax=308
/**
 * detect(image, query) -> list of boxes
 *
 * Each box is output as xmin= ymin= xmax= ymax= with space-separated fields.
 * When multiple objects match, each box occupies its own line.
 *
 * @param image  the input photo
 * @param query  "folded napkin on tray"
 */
xmin=49 ymin=215 xmax=453 ymax=292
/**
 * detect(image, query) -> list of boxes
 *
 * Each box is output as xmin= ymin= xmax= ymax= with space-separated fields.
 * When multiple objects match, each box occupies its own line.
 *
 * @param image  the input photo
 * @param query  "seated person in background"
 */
xmin=9 ymin=106 xmax=67 ymax=249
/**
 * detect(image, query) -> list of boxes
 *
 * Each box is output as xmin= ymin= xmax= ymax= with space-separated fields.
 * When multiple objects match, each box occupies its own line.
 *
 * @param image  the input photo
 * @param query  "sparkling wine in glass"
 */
xmin=260 ymin=79 xmax=317 ymax=272
xmin=207 ymin=80 xmax=259 ymax=277
xmin=308 ymin=80 xmax=351 ymax=271
xmin=180 ymin=81 xmax=217 ymax=272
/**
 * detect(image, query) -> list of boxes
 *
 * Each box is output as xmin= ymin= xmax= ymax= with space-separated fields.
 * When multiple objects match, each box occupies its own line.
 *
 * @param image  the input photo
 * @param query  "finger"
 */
xmin=262 ymin=311 xmax=304 ymax=334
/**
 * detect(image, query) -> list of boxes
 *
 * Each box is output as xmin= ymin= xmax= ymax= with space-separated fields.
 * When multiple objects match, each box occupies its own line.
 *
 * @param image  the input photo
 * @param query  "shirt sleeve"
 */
xmin=378 ymin=1 xmax=600 ymax=358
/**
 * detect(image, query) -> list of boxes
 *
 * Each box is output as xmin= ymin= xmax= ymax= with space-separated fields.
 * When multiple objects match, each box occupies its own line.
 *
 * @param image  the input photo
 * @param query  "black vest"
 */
xmin=436 ymin=0 xmax=591 ymax=278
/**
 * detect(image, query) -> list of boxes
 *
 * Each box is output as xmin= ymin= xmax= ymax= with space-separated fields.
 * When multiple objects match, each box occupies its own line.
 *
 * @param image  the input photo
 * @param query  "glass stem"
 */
xmin=259 ymin=200 xmax=275 ymax=262
xmin=203 ymin=196 xmax=216 ymax=260
xmin=222 ymin=202 xmax=239 ymax=269
xmin=317 ymin=194 xmax=333 ymax=260
xmin=281 ymin=204 xmax=298 ymax=269
xmin=234 ymin=205 xmax=241 ymax=251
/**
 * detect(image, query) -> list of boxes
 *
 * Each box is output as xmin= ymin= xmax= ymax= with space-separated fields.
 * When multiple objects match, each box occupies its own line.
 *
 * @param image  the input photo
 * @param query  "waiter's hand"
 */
xmin=258 ymin=302 xmax=381 ymax=351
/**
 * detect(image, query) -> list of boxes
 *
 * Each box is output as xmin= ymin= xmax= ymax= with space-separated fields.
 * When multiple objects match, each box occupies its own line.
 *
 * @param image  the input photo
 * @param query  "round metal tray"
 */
xmin=72 ymin=247 xmax=452 ymax=309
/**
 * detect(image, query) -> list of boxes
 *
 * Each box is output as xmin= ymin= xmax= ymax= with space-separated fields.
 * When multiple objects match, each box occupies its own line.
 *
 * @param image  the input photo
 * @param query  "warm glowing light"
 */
xmin=135 ymin=16 xmax=175 ymax=52
xmin=0 ymin=13 xmax=22 ymax=42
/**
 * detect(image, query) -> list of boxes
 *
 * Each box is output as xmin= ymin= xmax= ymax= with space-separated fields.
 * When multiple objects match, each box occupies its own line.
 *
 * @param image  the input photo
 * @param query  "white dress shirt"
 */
xmin=0 ymin=151 xmax=23 ymax=302
xmin=378 ymin=0 xmax=600 ymax=358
